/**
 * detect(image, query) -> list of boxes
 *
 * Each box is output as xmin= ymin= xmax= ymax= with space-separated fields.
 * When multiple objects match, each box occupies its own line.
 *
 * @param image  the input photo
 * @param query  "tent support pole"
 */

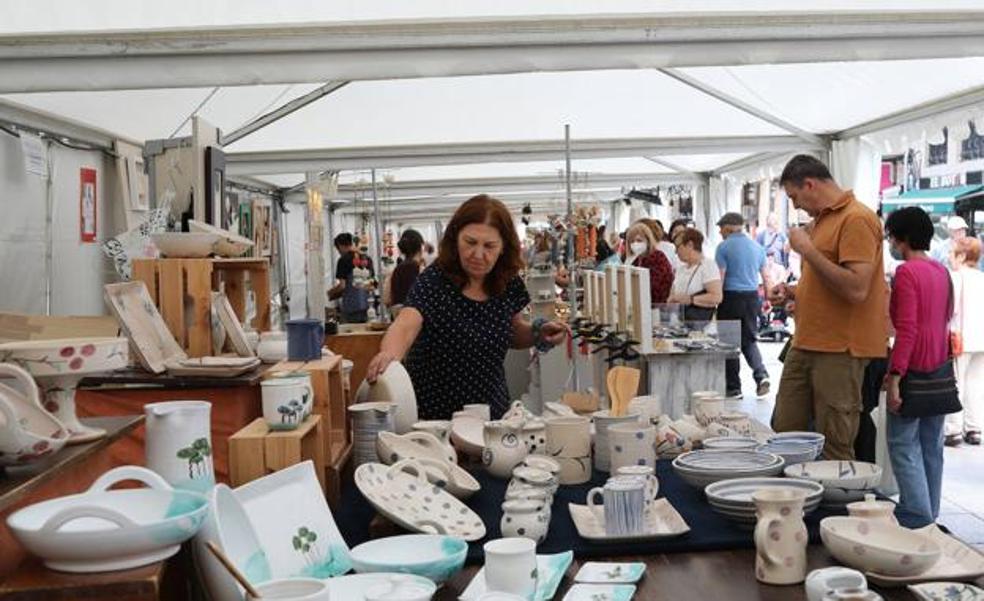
xmin=565 ymin=124 xmax=578 ymax=390
xmin=370 ymin=169 xmax=388 ymax=322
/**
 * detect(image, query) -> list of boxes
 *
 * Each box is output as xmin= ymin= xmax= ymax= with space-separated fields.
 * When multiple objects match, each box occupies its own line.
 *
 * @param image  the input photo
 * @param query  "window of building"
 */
xmin=961 ymin=121 xmax=984 ymax=161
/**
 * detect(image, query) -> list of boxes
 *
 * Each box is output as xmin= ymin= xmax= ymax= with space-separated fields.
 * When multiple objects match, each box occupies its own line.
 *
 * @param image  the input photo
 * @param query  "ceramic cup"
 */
xmin=267 ymin=371 xmax=314 ymax=419
xmin=805 ymin=567 xmax=868 ymax=601
xmin=587 ymin=477 xmax=646 ymax=537
xmin=614 ymin=465 xmax=659 ymax=510
xmin=607 ymin=423 xmax=657 ymax=472
xmin=693 ymin=395 xmax=726 ymax=427
xmin=461 ymin=404 xmax=492 ymax=421
xmin=285 ymin=318 xmax=325 ymax=361
xmin=261 ymin=378 xmax=309 ymax=430
xmin=483 ymin=538 xmax=538 ymax=599
xmin=412 ymin=420 xmax=452 ymax=446
xmin=591 ymin=410 xmax=641 ymax=473
xmin=545 ymin=416 xmax=591 ymax=485
xmin=753 ymin=488 xmax=809 ymax=585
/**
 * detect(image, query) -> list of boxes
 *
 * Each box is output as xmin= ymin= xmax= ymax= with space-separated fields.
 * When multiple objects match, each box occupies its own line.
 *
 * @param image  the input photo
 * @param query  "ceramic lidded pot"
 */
xmin=846 ymin=494 xmax=898 ymax=525
xmin=753 ymin=488 xmax=809 ymax=585
xmin=510 ymin=466 xmax=558 ymax=497
xmin=144 ymin=401 xmax=215 ymax=494
xmin=0 ymin=363 xmax=68 ymax=467
xmin=483 ymin=419 xmax=528 ymax=479
xmin=591 ymin=410 xmax=641 ymax=472
xmin=500 ymin=499 xmax=550 ymax=545
xmin=545 ymin=416 xmax=592 ymax=485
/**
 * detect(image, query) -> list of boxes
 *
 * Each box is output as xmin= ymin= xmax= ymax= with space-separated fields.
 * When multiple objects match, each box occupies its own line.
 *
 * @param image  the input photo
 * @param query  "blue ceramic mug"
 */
xmin=285 ymin=318 xmax=324 ymax=361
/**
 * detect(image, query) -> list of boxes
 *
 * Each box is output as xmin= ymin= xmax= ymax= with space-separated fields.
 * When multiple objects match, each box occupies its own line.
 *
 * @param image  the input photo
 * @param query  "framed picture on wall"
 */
xmin=253 ymin=201 xmax=273 ymax=257
xmin=80 ymin=168 xmax=97 ymax=243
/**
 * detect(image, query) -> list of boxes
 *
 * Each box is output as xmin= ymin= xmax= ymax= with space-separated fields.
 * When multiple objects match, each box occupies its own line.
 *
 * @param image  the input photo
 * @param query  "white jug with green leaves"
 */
xmin=145 ymin=401 xmax=215 ymax=494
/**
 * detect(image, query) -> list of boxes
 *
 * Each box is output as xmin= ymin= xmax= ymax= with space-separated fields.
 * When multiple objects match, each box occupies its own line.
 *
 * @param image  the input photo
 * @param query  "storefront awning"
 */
xmin=882 ymin=185 xmax=984 ymax=215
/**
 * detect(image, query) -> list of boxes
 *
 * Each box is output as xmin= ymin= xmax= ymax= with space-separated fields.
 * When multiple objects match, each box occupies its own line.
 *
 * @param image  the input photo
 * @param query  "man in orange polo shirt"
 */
xmin=769 ymin=155 xmax=888 ymax=460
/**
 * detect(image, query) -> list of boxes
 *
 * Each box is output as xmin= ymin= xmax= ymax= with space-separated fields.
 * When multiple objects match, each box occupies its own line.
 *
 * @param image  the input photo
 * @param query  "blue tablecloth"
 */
xmin=335 ymin=459 xmax=845 ymax=562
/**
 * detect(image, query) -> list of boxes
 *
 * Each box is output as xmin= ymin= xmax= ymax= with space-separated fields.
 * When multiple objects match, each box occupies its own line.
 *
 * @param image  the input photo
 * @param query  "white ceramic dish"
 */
xmin=907 ymin=582 xmax=984 ymax=600
xmin=104 ymin=282 xmax=185 ymax=375
xmin=377 ymin=430 xmax=458 ymax=466
xmin=355 ymin=361 xmax=418 ymax=434
xmin=165 ymin=356 xmax=261 ymax=377
xmin=451 ymin=413 xmax=486 ymax=457
xmin=705 ymin=477 xmax=824 ymax=526
xmin=672 ymin=450 xmax=784 ymax=488
xmin=245 ymin=578 xmax=330 ymax=600
xmin=820 ymin=517 xmax=941 ymax=577
xmin=235 ymin=461 xmax=352 ymax=579
xmin=151 ymin=232 xmax=219 ymax=257
xmin=574 ymin=562 xmax=645 ymax=584
xmin=354 ymin=460 xmax=486 ymax=541
xmin=568 ymin=498 xmax=690 ymax=542
xmin=188 ymin=219 xmax=254 ymax=257
xmin=0 ymin=364 xmax=68 ymax=467
xmin=326 ymin=573 xmax=436 ymax=600
xmin=7 ymin=466 xmax=207 ymax=572
xmin=701 ymin=436 xmax=759 ymax=450
xmin=864 ymin=525 xmax=984 ymax=587
xmin=562 ymin=584 xmax=636 ymax=601
xmin=756 ymin=441 xmax=816 ymax=466
xmin=195 ymin=484 xmax=272 ymax=601
xmin=786 ymin=461 xmax=883 ymax=503
xmin=769 ymin=431 xmax=825 ymax=457
xmin=459 ymin=551 xmax=573 ymax=601
xmin=350 ymin=534 xmax=466 ymax=584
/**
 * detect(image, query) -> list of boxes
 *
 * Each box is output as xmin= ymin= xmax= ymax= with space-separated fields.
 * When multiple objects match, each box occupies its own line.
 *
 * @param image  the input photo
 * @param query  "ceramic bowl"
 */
xmin=756 ymin=441 xmax=817 ymax=466
xmin=820 ymin=517 xmax=941 ymax=576
xmin=195 ymin=484 xmax=271 ymax=601
xmin=188 ymin=219 xmax=254 ymax=257
xmin=769 ymin=431 xmax=826 ymax=458
xmin=246 ymin=578 xmax=330 ymax=600
xmin=672 ymin=450 xmax=784 ymax=488
xmin=8 ymin=466 xmax=207 ymax=572
xmin=363 ymin=574 xmax=439 ymax=601
xmin=350 ymin=534 xmax=467 ymax=584
xmin=705 ymin=477 xmax=824 ymax=527
xmin=150 ymin=232 xmax=219 ymax=257
xmin=0 ymin=364 xmax=68 ymax=467
xmin=702 ymin=436 xmax=759 ymax=451
xmin=785 ymin=461 xmax=883 ymax=503
xmin=450 ymin=412 xmax=485 ymax=457
xmin=355 ymin=362 xmax=418 ymax=434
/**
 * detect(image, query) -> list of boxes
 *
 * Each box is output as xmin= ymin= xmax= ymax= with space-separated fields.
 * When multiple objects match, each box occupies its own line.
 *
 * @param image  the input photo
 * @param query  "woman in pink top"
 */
xmin=885 ymin=207 xmax=952 ymax=528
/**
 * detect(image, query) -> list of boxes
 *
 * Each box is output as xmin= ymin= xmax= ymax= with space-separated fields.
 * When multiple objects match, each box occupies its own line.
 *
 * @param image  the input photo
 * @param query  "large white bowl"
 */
xmin=151 ymin=232 xmax=220 ymax=257
xmin=450 ymin=413 xmax=485 ymax=457
xmin=785 ymin=460 xmax=883 ymax=503
xmin=189 ymin=220 xmax=254 ymax=257
xmin=8 ymin=466 xmax=207 ymax=572
xmin=820 ymin=516 xmax=941 ymax=577
xmin=355 ymin=362 xmax=418 ymax=434
xmin=672 ymin=450 xmax=784 ymax=488
xmin=350 ymin=534 xmax=467 ymax=584
xmin=756 ymin=441 xmax=817 ymax=466
xmin=195 ymin=484 xmax=271 ymax=601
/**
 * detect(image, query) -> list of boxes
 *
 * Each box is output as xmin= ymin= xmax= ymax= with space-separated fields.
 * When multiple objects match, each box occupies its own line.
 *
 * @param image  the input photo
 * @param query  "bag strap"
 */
xmin=946 ymin=268 xmax=955 ymax=358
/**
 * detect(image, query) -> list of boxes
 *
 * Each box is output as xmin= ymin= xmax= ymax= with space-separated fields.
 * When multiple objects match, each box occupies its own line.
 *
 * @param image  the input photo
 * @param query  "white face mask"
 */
xmin=630 ymin=241 xmax=648 ymax=256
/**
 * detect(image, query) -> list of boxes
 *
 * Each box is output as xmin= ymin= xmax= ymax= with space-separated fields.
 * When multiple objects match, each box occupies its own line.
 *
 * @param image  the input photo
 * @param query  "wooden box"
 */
xmin=228 ymin=416 xmax=326 ymax=493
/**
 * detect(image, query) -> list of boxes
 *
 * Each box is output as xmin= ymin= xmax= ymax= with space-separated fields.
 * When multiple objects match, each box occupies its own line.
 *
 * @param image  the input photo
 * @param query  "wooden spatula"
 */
xmin=609 ymin=366 xmax=641 ymax=417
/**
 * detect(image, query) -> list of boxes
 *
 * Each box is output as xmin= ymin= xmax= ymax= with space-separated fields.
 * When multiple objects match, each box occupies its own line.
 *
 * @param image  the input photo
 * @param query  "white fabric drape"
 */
xmin=831 ymin=137 xmax=882 ymax=209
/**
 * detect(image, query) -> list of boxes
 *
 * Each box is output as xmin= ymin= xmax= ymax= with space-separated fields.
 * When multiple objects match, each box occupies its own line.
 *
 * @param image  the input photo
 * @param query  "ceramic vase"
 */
xmin=500 ymin=499 xmax=550 ymax=545
xmin=145 ymin=401 xmax=215 ymax=494
xmin=753 ymin=488 xmax=809 ymax=585
xmin=483 ymin=420 xmax=529 ymax=479
xmin=545 ymin=416 xmax=591 ymax=485
xmin=591 ymin=410 xmax=640 ymax=472
xmin=349 ymin=402 xmax=397 ymax=467
xmin=483 ymin=538 xmax=538 ymax=599
xmin=261 ymin=378 xmax=311 ymax=431
xmin=607 ymin=423 xmax=656 ymax=472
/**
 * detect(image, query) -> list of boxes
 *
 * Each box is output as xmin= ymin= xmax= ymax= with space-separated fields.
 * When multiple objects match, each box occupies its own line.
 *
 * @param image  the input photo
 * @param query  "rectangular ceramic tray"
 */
xmin=865 ymin=525 xmax=984 ymax=587
xmin=212 ymin=291 xmax=255 ymax=358
xmin=164 ymin=356 xmax=260 ymax=377
xmin=104 ymin=281 xmax=186 ymax=373
xmin=459 ymin=551 xmax=573 ymax=601
xmin=568 ymin=498 xmax=690 ymax=542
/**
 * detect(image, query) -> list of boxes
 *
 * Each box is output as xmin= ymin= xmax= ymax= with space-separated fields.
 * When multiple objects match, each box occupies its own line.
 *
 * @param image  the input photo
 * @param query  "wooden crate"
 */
xmin=131 ymin=257 xmax=271 ymax=357
xmin=228 ymin=415 xmax=326 ymax=493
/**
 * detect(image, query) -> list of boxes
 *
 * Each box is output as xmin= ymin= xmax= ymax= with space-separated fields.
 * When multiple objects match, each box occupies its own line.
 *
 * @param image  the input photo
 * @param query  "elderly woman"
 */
xmin=946 ymin=237 xmax=984 ymax=446
xmin=367 ymin=195 xmax=568 ymax=420
xmin=885 ymin=207 xmax=955 ymax=528
xmin=624 ymin=221 xmax=674 ymax=303
xmin=667 ymin=228 xmax=723 ymax=321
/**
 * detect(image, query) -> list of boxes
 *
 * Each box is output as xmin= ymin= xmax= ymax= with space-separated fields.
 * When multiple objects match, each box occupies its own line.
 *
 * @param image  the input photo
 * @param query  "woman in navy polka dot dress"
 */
xmin=367 ymin=195 xmax=569 ymax=420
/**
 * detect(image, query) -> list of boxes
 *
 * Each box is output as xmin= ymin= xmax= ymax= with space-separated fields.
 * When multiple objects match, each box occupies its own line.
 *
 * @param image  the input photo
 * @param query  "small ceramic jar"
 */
xmin=846 ymin=494 xmax=898 ymax=525
xmin=500 ymin=499 xmax=550 ymax=544
xmin=521 ymin=455 xmax=561 ymax=479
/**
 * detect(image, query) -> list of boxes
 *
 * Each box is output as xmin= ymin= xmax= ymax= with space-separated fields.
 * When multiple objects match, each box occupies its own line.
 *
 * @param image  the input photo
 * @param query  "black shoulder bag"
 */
xmin=898 ymin=269 xmax=963 ymax=418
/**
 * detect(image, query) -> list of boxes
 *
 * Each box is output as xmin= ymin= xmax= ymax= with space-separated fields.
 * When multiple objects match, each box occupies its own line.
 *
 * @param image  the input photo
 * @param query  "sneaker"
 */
xmin=945 ymin=434 xmax=963 ymax=447
xmin=726 ymin=389 xmax=743 ymax=399
xmin=966 ymin=432 xmax=981 ymax=446
xmin=756 ymin=379 xmax=771 ymax=397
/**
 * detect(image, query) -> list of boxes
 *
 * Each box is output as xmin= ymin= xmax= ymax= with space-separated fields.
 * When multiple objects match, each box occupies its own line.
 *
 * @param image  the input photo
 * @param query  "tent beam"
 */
xmin=227 ymin=135 xmax=821 ymax=175
xmin=711 ymin=151 xmax=794 ymax=177
xmin=4 ymin=11 xmax=984 ymax=92
xmin=0 ymin=97 xmax=139 ymax=149
xmin=658 ymin=68 xmax=828 ymax=148
xmin=836 ymin=82 xmax=984 ymax=140
xmin=644 ymin=156 xmax=696 ymax=175
xmin=221 ymin=81 xmax=349 ymax=146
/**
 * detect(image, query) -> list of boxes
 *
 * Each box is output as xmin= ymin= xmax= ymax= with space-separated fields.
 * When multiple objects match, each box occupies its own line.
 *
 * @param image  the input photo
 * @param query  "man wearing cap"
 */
xmin=769 ymin=155 xmax=887 ymax=461
xmin=715 ymin=211 xmax=772 ymax=398
xmin=931 ymin=216 xmax=972 ymax=267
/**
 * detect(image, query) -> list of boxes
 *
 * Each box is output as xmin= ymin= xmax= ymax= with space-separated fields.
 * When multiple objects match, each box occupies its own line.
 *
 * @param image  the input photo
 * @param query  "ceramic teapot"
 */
xmin=483 ymin=419 xmax=528 ymax=479
xmin=145 ymin=401 xmax=215 ymax=494
xmin=0 ymin=363 xmax=68 ymax=467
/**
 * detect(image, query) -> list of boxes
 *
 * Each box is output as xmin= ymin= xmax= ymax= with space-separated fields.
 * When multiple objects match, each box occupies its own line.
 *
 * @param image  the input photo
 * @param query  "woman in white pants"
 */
xmin=946 ymin=237 xmax=984 ymax=446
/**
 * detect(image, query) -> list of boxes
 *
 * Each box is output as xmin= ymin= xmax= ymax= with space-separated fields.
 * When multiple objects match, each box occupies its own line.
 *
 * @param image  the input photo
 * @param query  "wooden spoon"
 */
xmin=606 ymin=368 xmax=621 ymax=416
xmin=609 ymin=366 xmax=641 ymax=417
xmin=205 ymin=540 xmax=262 ymax=599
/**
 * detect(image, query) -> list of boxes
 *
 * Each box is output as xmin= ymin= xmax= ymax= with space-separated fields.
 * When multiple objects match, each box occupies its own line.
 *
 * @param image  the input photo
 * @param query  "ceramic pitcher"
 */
xmin=483 ymin=419 xmax=529 ymax=479
xmin=545 ymin=416 xmax=591 ymax=485
xmin=753 ymin=488 xmax=808 ymax=585
xmin=145 ymin=401 xmax=215 ymax=494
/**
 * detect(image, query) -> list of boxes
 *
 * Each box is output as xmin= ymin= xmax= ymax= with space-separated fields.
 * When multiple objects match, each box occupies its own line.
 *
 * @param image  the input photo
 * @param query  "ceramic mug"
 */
xmin=261 ymin=378 xmax=309 ymax=430
xmin=754 ymin=488 xmax=809 ymax=585
xmin=268 ymin=371 xmax=314 ymax=419
xmin=285 ymin=318 xmax=324 ymax=361
xmin=608 ymin=423 xmax=656 ymax=472
xmin=587 ymin=477 xmax=646 ymax=537
xmin=591 ymin=410 xmax=641 ymax=473
xmin=483 ymin=538 xmax=538 ymax=599
xmin=614 ymin=465 xmax=659 ymax=509
xmin=545 ymin=416 xmax=591 ymax=485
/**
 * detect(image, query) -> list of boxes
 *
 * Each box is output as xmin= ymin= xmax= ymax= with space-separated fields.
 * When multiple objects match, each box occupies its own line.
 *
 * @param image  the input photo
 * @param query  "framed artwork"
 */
xmin=253 ymin=201 xmax=273 ymax=257
xmin=80 ymin=167 xmax=97 ymax=243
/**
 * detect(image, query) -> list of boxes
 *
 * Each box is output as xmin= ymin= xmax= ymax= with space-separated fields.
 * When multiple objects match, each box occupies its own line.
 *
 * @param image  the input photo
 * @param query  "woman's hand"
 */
xmin=886 ymin=374 xmax=902 ymax=414
xmin=366 ymin=351 xmax=397 ymax=383
xmin=540 ymin=321 xmax=570 ymax=346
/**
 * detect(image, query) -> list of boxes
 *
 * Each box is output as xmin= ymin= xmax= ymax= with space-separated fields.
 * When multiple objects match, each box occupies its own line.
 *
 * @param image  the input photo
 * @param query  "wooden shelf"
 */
xmin=0 ymin=416 xmax=143 ymax=513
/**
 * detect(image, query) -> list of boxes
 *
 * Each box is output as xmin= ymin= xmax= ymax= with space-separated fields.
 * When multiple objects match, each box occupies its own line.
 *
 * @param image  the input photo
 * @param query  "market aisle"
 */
xmin=735 ymin=340 xmax=984 ymax=552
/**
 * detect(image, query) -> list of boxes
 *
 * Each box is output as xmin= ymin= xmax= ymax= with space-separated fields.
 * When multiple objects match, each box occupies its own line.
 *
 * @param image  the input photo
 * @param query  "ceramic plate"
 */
xmin=562 ymin=584 xmax=636 ymax=601
xmin=354 ymin=461 xmax=486 ymax=541
xmin=164 ymin=356 xmax=260 ymax=377
xmin=104 ymin=281 xmax=186 ymax=373
xmin=212 ymin=291 xmax=255 ymax=358
xmin=326 ymin=573 xmax=436 ymax=599
xmin=907 ymin=582 xmax=984 ymax=600
xmin=866 ymin=525 xmax=984 ymax=587
xmin=705 ymin=477 xmax=824 ymax=505
xmin=234 ymin=461 xmax=352 ymax=579
xmin=568 ymin=499 xmax=690 ymax=542
xmin=451 ymin=414 xmax=485 ymax=457
xmin=459 ymin=551 xmax=574 ymax=601
xmin=574 ymin=562 xmax=645 ymax=584
xmin=674 ymin=450 xmax=782 ymax=471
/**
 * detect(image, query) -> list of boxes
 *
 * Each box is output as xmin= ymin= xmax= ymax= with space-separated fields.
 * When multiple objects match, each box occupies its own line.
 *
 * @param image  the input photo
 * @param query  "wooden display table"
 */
xmin=131 ymin=257 xmax=270 ymax=357
xmin=0 ymin=416 xmax=142 ymax=578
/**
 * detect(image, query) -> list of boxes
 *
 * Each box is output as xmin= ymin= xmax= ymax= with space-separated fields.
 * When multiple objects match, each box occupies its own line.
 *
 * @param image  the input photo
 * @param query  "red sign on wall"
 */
xmin=80 ymin=168 xmax=97 ymax=243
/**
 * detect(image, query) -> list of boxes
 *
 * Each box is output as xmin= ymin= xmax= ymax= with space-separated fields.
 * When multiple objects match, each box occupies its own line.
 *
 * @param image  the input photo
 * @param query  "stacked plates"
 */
xmin=702 ymin=436 xmax=759 ymax=450
xmin=768 ymin=431 xmax=825 ymax=459
xmin=348 ymin=402 xmax=397 ymax=468
xmin=671 ymin=450 xmax=785 ymax=489
xmin=705 ymin=477 xmax=824 ymax=527
xmin=756 ymin=441 xmax=816 ymax=466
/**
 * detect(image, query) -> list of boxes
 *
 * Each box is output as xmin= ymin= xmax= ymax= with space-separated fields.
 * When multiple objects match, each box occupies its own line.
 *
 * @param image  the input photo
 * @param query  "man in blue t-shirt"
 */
xmin=715 ymin=212 xmax=772 ymax=399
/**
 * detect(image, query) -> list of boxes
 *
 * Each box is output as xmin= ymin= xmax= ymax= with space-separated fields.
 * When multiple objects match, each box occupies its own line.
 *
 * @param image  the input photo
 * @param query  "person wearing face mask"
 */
xmin=365 ymin=195 xmax=569 ymax=420
xmin=624 ymin=222 xmax=674 ymax=303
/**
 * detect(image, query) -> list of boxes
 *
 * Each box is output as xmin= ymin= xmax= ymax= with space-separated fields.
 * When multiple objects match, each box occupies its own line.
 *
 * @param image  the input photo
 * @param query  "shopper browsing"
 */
xmin=383 ymin=228 xmax=426 ymax=311
xmin=638 ymin=218 xmax=679 ymax=271
xmin=945 ymin=237 xmax=984 ymax=447
xmin=769 ymin=155 xmax=888 ymax=461
xmin=624 ymin=222 xmax=674 ymax=303
xmin=329 ymin=233 xmax=375 ymax=323
xmin=667 ymin=228 xmax=722 ymax=322
xmin=715 ymin=212 xmax=771 ymax=399
xmin=756 ymin=212 xmax=790 ymax=267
